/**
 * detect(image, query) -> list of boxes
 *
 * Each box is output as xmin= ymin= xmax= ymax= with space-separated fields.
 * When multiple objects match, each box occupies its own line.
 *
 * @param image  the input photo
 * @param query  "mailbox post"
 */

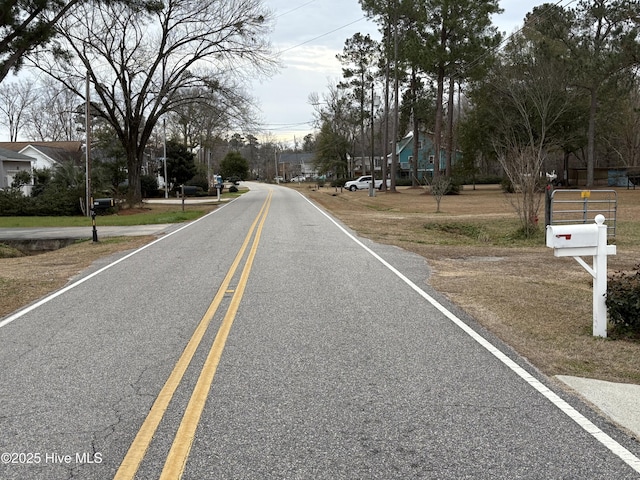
xmin=546 ymin=214 xmax=616 ymax=337
xmin=91 ymin=198 xmax=115 ymax=243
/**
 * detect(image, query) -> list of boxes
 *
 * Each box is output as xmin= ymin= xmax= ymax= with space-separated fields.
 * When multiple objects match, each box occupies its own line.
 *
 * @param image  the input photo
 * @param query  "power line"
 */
xmin=278 ymin=17 xmax=367 ymax=54
xmin=274 ymin=0 xmax=317 ymax=20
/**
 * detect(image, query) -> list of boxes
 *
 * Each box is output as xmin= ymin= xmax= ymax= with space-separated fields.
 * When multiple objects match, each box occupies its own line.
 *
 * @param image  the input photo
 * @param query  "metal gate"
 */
xmin=546 ymin=189 xmax=617 ymax=238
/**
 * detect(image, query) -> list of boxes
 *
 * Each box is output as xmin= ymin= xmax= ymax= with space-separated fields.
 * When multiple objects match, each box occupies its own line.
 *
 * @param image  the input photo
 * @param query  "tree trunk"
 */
xmin=411 ymin=68 xmax=419 ymax=187
xmin=390 ymin=15 xmax=399 ymax=192
xmin=126 ymin=133 xmax=143 ymax=205
xmin=445 ymin=76 xmax=455 ymax=177
xmin=587 ymin=86 xmax=597 ymax=188
xmin=433 ymin=65 xmax=444 ymax=178
xmin=126 ymin=154 xmax=142 ymax=206
xmin=360 ymin=71 xmax=366 ymax=178
xmin=381 ymin=20 xmax=390 ymax=192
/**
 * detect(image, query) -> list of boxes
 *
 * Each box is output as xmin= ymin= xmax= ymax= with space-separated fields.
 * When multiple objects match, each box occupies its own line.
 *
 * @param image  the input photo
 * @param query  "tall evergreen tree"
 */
xmin=0 ymin=0 xmax=80 ymax=83
xmin=337 ymin=33 xmax=379 ymax=179
xmin=404 ymin=0 xmax=502 ymax=177
xmin=549 ymin=0 xmax=640 ymax=186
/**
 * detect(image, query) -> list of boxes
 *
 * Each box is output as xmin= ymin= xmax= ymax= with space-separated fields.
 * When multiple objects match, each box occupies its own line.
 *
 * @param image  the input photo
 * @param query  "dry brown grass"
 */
xmin=0 ymin=236 xmax=155 ymax=318
xmin=298 ymin=183 xmax=640 ymax=384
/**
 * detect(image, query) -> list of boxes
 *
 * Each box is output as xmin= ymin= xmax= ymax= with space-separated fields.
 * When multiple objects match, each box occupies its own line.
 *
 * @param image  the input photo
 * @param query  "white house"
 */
xmin=0 ymin=147 xmax=35 ymax=194
xmin=0 ymin=142 xmax=84 ymax=196
xmin=0 ymin=141 xmax=83 ymax=171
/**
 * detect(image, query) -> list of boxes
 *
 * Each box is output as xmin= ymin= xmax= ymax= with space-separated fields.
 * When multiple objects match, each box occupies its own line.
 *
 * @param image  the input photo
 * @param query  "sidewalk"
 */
xmin=556 ymin=375 xmax=640 ymax=439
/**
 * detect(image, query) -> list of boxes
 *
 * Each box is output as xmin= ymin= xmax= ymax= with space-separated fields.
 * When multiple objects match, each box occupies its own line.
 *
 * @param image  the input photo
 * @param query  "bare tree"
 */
xmin=604 ymin=74 xmax=640 ymax=168
xmin=170 ymin=82 xmax=257 ymax=151
xmin=0 ymin=80 xmax=34 ymax=140
xmin=23 ymin=78 xmax=84 ymax=141
xmin=429 ymin=175 xmax=451 ymax=213
xmin=490 ymin=33 xmax=573 ymax=236
xmin=309 ymin=84 xmax=359 ymax=177
xmin=31 ymin=0 xmax=276 ymax=204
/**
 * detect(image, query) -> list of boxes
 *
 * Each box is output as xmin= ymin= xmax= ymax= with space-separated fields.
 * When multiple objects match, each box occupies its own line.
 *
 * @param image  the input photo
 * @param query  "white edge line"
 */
xmin=299 ymin=191 xmax=640 ymax=474
xmin=0 ymin=200 xmax=235 ymax=330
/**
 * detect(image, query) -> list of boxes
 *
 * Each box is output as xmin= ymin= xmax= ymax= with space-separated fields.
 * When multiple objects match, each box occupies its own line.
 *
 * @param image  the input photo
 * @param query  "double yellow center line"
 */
xmin=115 ymin=190 xmax=272 ymax=480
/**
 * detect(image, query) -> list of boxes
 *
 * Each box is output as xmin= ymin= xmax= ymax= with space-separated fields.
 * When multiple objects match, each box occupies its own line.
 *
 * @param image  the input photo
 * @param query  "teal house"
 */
xmin=391 ymin=131 xmax=461 ymax=181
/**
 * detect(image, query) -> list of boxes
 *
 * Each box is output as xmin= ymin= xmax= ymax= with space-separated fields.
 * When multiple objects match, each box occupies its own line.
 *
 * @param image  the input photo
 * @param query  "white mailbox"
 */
xmin=545 ymin=215 xmax=616 ymax=338
xmin=546 ymin=224 xmax=599 ymax=249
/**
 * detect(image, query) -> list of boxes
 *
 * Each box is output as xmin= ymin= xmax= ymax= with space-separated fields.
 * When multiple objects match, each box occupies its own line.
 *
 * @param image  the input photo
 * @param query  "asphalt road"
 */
xmin=1 ymin=183 xmax=640 ymax=479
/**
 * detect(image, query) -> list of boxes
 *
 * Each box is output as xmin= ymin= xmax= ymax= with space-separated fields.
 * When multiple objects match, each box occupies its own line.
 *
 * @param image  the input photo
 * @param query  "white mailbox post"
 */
xmin=546 ymin=214 xmax=616 ymax=338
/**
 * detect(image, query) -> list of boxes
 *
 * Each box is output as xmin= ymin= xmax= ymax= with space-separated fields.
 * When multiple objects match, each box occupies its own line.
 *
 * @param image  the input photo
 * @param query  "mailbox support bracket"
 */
xmin=573 ymin=256 xmax=595 ymax=278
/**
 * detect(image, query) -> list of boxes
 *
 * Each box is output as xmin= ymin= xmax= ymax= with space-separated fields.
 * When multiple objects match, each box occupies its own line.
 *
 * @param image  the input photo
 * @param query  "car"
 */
xmin=344 ymin=176 xmax=391 ymax=191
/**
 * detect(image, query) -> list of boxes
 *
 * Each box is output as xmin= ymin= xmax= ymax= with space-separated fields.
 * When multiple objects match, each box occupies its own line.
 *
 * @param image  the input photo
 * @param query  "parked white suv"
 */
xmin=344 ymin=176 xmax=390 ymax=191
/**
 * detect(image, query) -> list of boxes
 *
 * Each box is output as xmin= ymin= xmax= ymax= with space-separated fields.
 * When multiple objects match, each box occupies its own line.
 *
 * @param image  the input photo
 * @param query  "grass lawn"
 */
xmin=0 ymin=192 xmax=246 ymax=227
xmin=0 ymin=209 xmax=208 ymax=227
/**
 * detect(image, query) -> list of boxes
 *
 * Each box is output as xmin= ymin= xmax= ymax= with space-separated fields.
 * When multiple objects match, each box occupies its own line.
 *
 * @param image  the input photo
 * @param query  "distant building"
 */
xmin=350 ymin=156 xmax=385 ymax=177
xmin=277 ymin=152 xmax=318 ymax=180
xmin=391 ymin=131 xmax=461 ymax=181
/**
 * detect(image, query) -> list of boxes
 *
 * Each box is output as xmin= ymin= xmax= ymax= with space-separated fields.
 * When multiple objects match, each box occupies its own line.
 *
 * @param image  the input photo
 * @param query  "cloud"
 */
xmin=281 ymin=45 xmax=342 ymax=74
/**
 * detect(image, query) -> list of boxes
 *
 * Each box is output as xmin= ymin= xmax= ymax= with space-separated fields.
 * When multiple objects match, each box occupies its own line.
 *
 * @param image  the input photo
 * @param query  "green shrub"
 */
xmin=395 ymin=178 xmax=414 ymax=187
xmin=186 ymin=174 xmax=208 ymax=192
xmin=501 ymin=177 xmax=515 ymax=193
xmin=606 ymin=265 xmax=640 ymax=331
xmin=446 ymin=179 xmax=462 ymax=195
xmin=0 ymin=186 xmax=82 ymax=216
xmin=0 ymin=190 xmax=24 ymax=215
xmin=140 ymin=174 xmax=159 ymax=198
xmin=453 ymin=173 xmax=504 ymax=185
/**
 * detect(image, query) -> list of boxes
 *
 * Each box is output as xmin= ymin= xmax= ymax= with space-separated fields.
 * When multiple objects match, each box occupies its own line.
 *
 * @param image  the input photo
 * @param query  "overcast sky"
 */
xmin=2 ymin=1 xmax=546 ymax=144
xmin=252 ymin=0 xmax=547 ymax=147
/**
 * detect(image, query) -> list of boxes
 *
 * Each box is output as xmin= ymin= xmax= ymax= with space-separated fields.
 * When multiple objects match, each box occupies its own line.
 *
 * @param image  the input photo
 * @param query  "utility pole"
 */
xmin=163 ymin=118 xmax=168 ymax=198
xmin=85 ymin=71 xmax=91 ymax=216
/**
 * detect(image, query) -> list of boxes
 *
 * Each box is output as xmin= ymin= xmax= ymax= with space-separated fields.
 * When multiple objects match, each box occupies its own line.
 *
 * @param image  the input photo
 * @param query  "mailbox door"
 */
xmin=546 ymin=224 xmax=599 ymax=249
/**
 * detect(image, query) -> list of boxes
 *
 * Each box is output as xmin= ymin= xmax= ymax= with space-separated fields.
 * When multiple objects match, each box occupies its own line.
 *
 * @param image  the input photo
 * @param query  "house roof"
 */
xmin=0 ymin=141 xmax=83 ymax=153
xmin=396 ymin=133 xmax=414 ymax=154
xmin=0 ymin=141 xmax=83 ymax=165
xmin=0 ymin=146 xmax=34 ymax=161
